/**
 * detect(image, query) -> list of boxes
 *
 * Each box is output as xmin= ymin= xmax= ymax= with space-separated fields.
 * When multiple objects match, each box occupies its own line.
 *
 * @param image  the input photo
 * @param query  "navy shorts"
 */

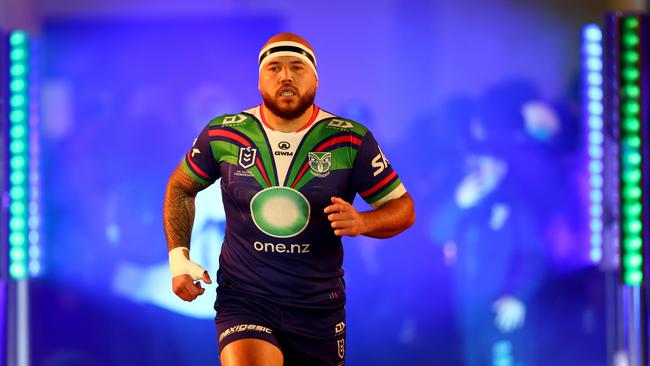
xmin=215 ymin=289 xmax=346 ymax=366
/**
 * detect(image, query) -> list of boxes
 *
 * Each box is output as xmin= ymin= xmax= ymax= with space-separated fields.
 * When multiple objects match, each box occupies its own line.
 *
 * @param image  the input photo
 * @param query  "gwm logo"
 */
xmin=275 ymin=141 xmax=293 ymax=156
xmin=308 ymin=152 xmax=332 ymax=177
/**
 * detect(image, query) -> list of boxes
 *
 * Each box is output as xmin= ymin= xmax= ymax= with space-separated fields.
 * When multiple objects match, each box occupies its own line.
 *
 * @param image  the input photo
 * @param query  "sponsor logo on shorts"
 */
xmin=337 ymin=338 xmax=345 ymax=359
xmin=253 ymin=241 xmax=311 ymax=254
xmin=219 ymin=324 xmax=272 ymax=342
xmin=335 ymin=321 xmax=346 ymax=336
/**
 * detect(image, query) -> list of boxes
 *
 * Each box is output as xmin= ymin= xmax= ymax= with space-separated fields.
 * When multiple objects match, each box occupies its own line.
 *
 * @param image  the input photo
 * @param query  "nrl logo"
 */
xmin=308 ymin=152 xmax=332 ymax=177
xmin=239 ymin=146 xmax=257 ymax=169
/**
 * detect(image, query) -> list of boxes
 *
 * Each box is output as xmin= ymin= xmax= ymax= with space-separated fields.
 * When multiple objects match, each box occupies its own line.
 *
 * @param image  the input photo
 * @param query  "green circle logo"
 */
xmin=250 ymin=187 xmax=310 ymax=238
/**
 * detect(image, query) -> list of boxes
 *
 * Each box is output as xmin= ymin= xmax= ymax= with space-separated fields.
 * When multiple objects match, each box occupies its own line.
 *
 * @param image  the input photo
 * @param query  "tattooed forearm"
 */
xmin=163 ymin=163 xmax=210 ymax=251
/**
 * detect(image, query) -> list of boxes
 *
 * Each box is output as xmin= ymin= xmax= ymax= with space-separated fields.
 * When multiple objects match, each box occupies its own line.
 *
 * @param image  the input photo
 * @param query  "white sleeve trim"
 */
xmin=370 ymin=183 xmax=407 ymax=208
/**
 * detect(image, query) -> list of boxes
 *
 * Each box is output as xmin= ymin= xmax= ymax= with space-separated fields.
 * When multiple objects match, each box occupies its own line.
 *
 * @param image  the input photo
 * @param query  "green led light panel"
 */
xmin=618 ymin=16 xmax=644 ymax=285
xmin=7 ymin=30 xmax=30 ymax=280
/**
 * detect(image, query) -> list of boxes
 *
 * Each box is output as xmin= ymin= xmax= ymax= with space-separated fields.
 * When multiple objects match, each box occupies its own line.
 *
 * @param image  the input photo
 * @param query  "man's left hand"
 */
xmin=324 ymin=196 xmax=368 ymax=237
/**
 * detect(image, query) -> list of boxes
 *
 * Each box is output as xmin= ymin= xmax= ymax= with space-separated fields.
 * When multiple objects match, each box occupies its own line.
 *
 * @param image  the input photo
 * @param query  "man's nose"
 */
xmin=280 ymin=67 xmax=293 ymax=83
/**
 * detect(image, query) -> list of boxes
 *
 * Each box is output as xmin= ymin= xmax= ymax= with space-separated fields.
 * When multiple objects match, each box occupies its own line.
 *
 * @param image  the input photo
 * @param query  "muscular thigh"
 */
xmin=279 ymin=306 xmax=347 ymax=366
xmin=215 ymin=291 xmax=282 ymax=358
xmin=220 ymin=338 xmax=283 ymax=366
xmin=215 ymin=289 xmax=346 ymax=366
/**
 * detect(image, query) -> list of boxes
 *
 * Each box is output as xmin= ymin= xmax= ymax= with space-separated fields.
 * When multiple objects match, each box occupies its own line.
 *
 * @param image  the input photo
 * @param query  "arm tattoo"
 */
xmin=163 ymin=163 xmax=210 ymax=252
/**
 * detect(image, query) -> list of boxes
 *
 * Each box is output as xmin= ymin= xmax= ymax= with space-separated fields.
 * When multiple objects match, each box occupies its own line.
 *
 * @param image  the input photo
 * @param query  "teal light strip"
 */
xmin=7 ymin=30 xmax=30 ymax=281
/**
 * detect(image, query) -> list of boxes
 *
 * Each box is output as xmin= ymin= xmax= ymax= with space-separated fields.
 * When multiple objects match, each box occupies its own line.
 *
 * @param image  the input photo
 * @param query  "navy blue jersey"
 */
xmin=182 ymin=105 xmax=406 ymax=308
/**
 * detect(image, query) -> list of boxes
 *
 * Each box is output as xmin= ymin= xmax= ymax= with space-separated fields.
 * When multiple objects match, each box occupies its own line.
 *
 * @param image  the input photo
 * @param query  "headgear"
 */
xmin=258 ymin=40 xmax=318 ymax=79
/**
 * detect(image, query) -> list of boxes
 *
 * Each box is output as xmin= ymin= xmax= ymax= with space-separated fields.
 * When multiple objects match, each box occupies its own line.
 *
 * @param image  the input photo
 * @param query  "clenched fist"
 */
xmin=324 ymin=196 xmax=369 ymax=237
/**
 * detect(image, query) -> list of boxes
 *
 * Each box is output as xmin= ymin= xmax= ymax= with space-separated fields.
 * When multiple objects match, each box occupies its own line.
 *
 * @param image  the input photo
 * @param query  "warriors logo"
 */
xmin=308 ymin=152 xmax=332 ymax=177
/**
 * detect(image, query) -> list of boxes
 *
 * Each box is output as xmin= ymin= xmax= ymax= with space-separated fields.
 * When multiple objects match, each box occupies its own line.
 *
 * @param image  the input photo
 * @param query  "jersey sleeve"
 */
xmin=351 ymin=131 xmax=407 ymax=208
xmin=181 ymin=124 xmax=220 ymax=185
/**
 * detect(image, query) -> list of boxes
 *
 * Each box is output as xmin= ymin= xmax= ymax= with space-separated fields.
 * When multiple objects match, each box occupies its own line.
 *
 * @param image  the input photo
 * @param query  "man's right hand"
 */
xmin=172 ymin=271 xmax=212 ymax=302
xmin=168 ymin=247 xmax=213 ymax=302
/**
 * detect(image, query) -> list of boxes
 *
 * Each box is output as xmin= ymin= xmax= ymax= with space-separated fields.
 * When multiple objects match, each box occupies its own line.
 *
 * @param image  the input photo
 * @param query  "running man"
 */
xmin=163 ymin=32 xmax=415 ymax=366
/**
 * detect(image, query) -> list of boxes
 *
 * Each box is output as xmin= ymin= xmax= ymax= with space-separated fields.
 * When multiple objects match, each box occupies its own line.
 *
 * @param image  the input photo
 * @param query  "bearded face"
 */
xmin=259 ymin=56 xmax=318 ymax=121
xmin=262 ymin=84 xmax=316 ymax=120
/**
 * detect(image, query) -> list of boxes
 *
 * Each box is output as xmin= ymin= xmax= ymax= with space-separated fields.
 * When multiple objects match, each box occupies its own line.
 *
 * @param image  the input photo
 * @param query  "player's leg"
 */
xmin=215 ymin=288 xmax=284 ymax=366
xmin=220 ymin=338 xmax=283 ymax=366
xmin=279 ymin=306 xmax=346 ymax=366
xmin=280 ymin=333 xmax=345 ymax=366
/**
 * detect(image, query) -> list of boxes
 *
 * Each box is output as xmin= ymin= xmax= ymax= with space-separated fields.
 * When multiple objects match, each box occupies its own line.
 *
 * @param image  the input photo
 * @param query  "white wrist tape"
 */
xmin=169 ymin=247 xmax=206 ymax=281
